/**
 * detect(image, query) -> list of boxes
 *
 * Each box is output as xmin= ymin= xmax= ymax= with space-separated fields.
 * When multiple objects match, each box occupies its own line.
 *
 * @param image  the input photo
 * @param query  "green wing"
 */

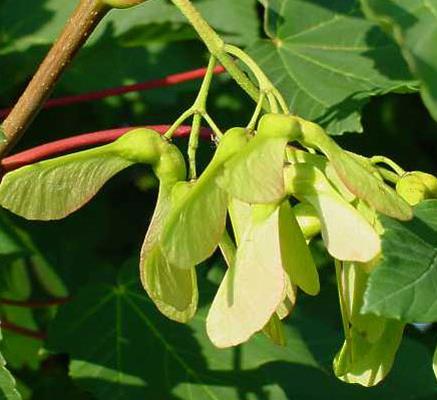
xmin=218 ymin=136 xmax=288 ymax=204
xmin=299 ymin=119 xmax=412 ymax=220
xmin=160 ymin=128 xmax=248 ymax=267
xmin=285 ymin=164 xmax=381 ymax=262
xmin=279 ymin=201 xmax=320 ymax=295
xmin=206 ymin=205 xmax=285 ymax=348
xmin=334 ymin=262 xmax=404 ymax=386
xmin=140 ymin=184 xmax=197 ymax=323
xmin=0 ymin=144 xmax=132 ymax=220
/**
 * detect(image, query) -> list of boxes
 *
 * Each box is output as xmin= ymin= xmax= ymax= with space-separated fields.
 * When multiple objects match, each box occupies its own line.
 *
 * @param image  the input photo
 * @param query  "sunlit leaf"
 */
xmin=251 ymin=0 xmax=415 ymax=134
xmin=207 ymin=205 xmax=285 ymax=348
xmin=160 ymin=128 xmax=248 ymax=267
xmin=299 ymin=119 xmax=412 ymax=220
xmin=140 ymin=184 xmax=197 ymax=323
xmin=279 ymin=201 xmax=319 ymax=295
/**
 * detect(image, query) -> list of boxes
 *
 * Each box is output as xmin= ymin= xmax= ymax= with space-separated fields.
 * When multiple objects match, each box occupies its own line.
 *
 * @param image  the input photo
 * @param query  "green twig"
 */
xmin=224 ymin=44 xmax=289 ymax=114
xmin=370 ymin=156 xmax=405 ymax=176
xmin=188 ymin=113 xmax=202 ymax=179
xmin=247 ymin=93 xmax=266 ymax=132
xmin=377 ymin=167 xmax=401 ymax=184
xmin=170 ymin=0 xmax=262 ymax=105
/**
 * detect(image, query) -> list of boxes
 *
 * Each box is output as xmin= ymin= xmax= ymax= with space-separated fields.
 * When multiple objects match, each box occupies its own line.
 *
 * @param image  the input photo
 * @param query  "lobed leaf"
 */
xmin=251 ymin=0 xmax=414 ymax=134
xmin=361 ymin=0 xmax=437 ymax=121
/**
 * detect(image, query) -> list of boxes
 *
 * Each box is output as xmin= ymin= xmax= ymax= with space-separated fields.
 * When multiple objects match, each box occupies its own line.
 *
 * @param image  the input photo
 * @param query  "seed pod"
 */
xmin=396 ymin=171 xmax=437 ymax=205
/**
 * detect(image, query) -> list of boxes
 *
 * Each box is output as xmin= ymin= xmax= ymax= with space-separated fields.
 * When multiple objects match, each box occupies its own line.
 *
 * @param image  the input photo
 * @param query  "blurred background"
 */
xmin=0 ymin=0 xmax=436 ymax=399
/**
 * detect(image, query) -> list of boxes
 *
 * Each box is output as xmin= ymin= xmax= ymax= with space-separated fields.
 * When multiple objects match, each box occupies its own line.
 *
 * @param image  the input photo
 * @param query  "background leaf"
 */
xmin=47 ymin=262 xmax=437 ymax=399
xmin=0 ymin=330 xmax=22 ymax=400
xmin=363 ymin=200 xmax=437 ymax=322
xmin=251 ymin=0 xmax=415 ymax=134
xmin=361 ymin=0 xmax=437 ymax=121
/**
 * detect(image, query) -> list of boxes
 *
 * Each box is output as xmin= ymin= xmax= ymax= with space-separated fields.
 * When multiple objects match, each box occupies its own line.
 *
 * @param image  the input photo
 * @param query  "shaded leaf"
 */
xmin=47 ymin=263 xmax=322 ymax=400
xmin=0 ymin=331 xmax=22 ymax=400
xmin=361 ymin=0 xmax=437 ymax=120
xmin=363 ymin=200 xmax=437 ymax=322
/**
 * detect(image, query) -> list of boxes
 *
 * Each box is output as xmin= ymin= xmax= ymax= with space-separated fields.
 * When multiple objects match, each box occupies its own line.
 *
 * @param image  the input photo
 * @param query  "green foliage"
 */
xmin=361 ymin=0 xmax=437 ymax=121
xmin=2 ymin=0 xmax=437 ymax=396
xmin=363 ymin=200 xmax=437 ymax=322
xmin=251 ymin=0 xmax=415 ymax=134
xmin=0 ymin=331 xmax=21 ymax=400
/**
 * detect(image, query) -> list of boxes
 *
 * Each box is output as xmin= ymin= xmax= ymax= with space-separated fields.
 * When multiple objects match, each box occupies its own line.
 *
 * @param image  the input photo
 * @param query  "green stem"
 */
xmin=335 ymin=260 xmax=351 ymax=342
xmin=377 ymin=167 xmax=401 ymax=184
xmin=224 ymin=44 xmax=289 ymax=113
xmin=247 ymin=93 xmax=265 ymax=132
xmin=164 ymin=108 xmax=194 ymax=139
xmin=188 ymin=113 xmax=202 ymax=179
xmin=186 ymin=56 xmax=217 ymax=178
xmin=170 ymin=0 xmax=261 ymax=104
xmin=202 ymin=113 xmax=223 ymax=138
xmin=370 ymin=156 xmax=405 ymax=176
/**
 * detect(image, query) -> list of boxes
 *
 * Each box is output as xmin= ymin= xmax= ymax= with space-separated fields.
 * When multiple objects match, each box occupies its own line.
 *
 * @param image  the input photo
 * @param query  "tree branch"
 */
xmin=0 ymin=0 xmax=110 ymax=156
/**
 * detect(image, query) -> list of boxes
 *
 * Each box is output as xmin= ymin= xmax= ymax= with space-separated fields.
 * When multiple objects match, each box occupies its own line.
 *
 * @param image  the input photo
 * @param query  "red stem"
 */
xmin=1 ymin=319 xmax=46 ymax=341
xmin=0 ymin=66 xmax=225 ymax=119
xmin=1 ymin=125 xmax=213 ymax=172
xmin=0 ymin=297 xmax=71 ymax=308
